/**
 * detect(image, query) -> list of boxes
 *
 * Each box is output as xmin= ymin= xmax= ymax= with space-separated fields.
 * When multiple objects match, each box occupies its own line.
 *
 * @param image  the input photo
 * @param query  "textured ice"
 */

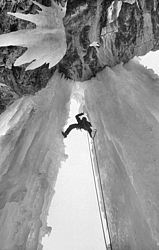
xmin=123 ymin=0 xmax=136 ymax=4
xmin=0 ymin=72 xmax=72 ymax=250
xmin=84 ymin=59 xmax=159 ymax=250
xmin=107 ymin=0 xmax=137 ymax=25
xmin=1 ymin=57 xmax=159 ymax=250
xmin=0 ymin=1 xmax=67 ymax=70
xmin=107 ymin=1 xmax=122 ymax=24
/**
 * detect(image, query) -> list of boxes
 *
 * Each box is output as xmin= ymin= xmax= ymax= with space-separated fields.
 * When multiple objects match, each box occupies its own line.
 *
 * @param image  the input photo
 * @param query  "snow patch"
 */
xmin=107 ymin=1 xmax=122 ymax=24
xmin=123 ymin=0 xmax=136 ymax=4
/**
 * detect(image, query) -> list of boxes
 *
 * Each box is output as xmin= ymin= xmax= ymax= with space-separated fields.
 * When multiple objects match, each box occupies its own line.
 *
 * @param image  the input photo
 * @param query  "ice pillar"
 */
xmin=84 ymin=60 xmax=159 ymax=250
xmin=0 ymin=73 xmax=72 ymax=250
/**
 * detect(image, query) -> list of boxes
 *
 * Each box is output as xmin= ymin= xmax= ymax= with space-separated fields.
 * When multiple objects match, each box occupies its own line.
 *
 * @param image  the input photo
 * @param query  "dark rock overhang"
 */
xmin=0 ymin=0 xmax=159 ymax=111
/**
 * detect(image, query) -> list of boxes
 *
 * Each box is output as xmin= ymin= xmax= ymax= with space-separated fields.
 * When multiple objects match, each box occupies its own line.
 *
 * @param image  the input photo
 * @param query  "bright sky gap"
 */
xmin=42 ymin=98 xmax=109 ymax=250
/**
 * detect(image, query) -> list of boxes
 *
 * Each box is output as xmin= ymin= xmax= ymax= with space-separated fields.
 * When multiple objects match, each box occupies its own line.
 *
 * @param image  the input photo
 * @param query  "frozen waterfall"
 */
xmin=84 ymin=59 xmax=159 ymax=250
xmin=1 ymin=59 xmax=159 ymax=250
xmin=0 ymin=73 xmax=72 ymax=250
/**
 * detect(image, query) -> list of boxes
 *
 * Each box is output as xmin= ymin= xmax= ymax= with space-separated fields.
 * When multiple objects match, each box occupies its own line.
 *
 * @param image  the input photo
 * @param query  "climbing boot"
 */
xmin=62 ymin=131 xmax=67 ymax=138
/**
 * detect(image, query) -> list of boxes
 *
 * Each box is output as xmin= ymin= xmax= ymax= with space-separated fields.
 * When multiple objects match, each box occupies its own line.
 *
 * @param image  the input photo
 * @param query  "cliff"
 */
xmin=0 ymin=0 xmax=159 ymax=111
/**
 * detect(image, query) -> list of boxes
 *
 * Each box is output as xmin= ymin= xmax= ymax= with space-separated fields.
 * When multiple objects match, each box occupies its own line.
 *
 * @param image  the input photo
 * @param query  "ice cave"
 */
xmin=0 ymin=0 xmax=159 ymax=249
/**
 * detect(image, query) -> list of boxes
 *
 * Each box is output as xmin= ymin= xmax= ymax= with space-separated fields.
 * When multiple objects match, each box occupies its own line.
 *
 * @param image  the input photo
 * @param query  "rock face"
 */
xmin=0 ymin=0 xmax=159 ymax=105
xmin=61 ymin=0 xmax=159 ymax=80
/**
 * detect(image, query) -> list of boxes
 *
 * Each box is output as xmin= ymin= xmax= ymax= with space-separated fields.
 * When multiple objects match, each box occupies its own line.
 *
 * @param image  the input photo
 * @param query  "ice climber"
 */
xmin=62 ymin=113 xmax=94 ymax=138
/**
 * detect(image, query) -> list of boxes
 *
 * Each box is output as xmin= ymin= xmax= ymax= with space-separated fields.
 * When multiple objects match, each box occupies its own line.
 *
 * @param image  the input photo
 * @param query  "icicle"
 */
xmin=0 ymin=1 xmax=67 ymax=70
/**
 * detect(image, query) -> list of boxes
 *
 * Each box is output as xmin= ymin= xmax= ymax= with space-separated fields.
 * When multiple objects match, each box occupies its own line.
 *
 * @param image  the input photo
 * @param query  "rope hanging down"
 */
xmin=87 ymin=131 xmax=113 ymax=250
xmin=87 ymin=133 xmax=108 ymax=250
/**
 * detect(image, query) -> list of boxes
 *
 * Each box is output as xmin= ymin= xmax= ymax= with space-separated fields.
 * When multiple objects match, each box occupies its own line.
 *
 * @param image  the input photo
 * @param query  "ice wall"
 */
xmin=0 ymin=73 xmax=72 ymax=250
xmin=84 ymin=60 xmax=159 ymax=250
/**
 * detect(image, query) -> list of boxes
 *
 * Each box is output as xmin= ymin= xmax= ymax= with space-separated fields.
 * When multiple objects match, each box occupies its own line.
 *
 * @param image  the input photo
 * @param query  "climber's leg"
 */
xmin=62 ymin=124 xmax=79 ymax=137
xmin=87 ymin=127 xmax=93 ymax=138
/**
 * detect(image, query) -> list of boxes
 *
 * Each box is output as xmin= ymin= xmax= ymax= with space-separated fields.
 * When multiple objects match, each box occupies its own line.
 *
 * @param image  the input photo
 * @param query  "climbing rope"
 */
xmin=87 ymin=133 xmax=108 ymax=250
xmin=87 ymin=131 xmax=113 ymax=250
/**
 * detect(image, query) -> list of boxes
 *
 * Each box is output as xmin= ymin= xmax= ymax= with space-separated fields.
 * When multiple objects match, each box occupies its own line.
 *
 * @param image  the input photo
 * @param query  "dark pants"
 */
xmin=84 ymin=126 xmax=92 ymax=137
xmin=64 ymin=123 xmax=92 ymax=137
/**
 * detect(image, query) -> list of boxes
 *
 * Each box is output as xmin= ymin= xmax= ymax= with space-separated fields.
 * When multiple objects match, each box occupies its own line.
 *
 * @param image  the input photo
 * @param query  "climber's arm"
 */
xmin=75 ymin=113 xmax=84 ymax=123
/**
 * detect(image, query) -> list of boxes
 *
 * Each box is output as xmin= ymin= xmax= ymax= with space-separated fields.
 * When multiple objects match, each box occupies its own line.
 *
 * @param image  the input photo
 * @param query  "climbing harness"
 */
xmin=87 ymin=131 xmax=113 ymax=250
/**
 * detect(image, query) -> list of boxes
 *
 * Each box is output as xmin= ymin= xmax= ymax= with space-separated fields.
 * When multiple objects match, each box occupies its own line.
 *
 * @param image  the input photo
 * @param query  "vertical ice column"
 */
xmin=84 ymin=60 xmax=159 ymax=249
xmin=0 ymin=73 xmax=72 ymax=250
